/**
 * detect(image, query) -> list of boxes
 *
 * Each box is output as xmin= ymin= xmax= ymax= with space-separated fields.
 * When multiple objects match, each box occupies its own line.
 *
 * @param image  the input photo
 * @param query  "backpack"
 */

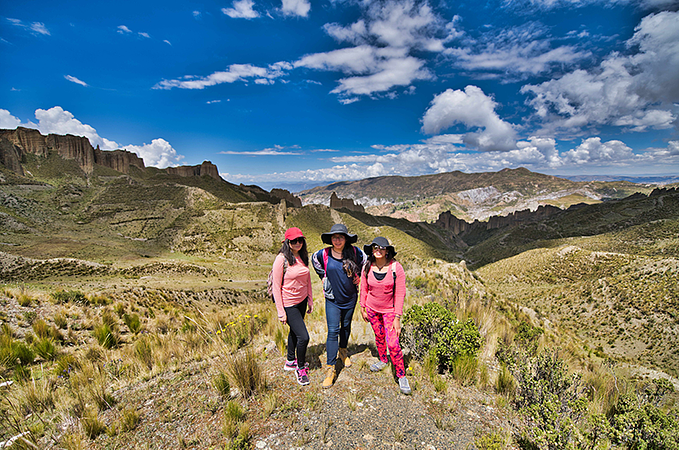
xmin=267 ymin=258 xmax=288 ymax=302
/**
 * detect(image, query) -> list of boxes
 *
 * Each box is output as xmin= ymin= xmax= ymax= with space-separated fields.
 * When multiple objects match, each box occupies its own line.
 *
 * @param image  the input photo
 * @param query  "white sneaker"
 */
xmin=370 ymin=360 xmax=388 ymax=372
xmin=398 ymin=376 xmax=411 ymax=395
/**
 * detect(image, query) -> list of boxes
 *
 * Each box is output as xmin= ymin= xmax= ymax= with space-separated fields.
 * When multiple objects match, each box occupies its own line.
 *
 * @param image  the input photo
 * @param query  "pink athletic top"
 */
xmin=272 ymin=253 xmax=313 ymax=318
xmin=359 ymin=261 xmax=406 ymax=316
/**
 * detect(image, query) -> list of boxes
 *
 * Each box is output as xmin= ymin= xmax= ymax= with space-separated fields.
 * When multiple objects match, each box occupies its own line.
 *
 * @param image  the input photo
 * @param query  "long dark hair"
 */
xmin=279 ymin=238 xmax=309 ymax=266
xmin=363 ymin=248 xmax=395 ymax=277
xmin=341 ymin=244 xmax=360 ymax=279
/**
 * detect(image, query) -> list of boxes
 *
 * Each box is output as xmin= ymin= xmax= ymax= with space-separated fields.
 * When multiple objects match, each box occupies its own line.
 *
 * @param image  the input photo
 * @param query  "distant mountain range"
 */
xmin=559 ymin=174 xmax=679 ymax=184
xmin=297 ymin=167 xmax=665 ymax=222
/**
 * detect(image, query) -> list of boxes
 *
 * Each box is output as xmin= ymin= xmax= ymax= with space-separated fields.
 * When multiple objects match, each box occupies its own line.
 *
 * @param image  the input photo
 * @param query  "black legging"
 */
xmin=285 ymin=297 xmax=309 ymax=369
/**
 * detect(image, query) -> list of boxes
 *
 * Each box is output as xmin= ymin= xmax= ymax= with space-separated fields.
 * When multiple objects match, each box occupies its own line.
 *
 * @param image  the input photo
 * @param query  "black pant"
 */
xmin=285 ymin=298 xmax=309 ymax=369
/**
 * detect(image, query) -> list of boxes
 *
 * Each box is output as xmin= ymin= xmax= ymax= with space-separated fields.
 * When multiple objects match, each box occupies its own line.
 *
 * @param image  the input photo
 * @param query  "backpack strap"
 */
xmin=323 ymin=247 xmax=330 ymax=275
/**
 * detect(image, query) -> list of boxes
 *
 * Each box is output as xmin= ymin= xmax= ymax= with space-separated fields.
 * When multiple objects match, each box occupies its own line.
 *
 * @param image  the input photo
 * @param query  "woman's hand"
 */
xmin=392 ymin=316 xmax=402 ymax=336
xmin=361 ymin=306 xmax=369 ymax=322
xmin=307 ymin=304 xmax=313 ymax=314
xmin=278 ymin=315 xmax=287 ymax=325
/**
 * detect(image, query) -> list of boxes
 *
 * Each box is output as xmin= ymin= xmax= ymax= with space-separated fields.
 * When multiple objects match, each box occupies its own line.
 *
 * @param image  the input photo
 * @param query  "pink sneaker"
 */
xmin=296 ymin=368 xmax=310 ymax=386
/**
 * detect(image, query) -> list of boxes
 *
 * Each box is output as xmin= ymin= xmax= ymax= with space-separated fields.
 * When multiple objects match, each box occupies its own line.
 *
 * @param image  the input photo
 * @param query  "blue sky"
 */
xmin=1 ymin=0 xmax=678 ymax=191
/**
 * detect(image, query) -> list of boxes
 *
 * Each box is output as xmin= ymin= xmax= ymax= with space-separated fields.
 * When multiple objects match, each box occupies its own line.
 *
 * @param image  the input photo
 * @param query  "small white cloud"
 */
xmin=561 ymin=137 xmax=635 ymax=165
xmin=421 ymin=85 xmax=517 ymax=152
xmin=163 ymin=39 xmax=172 ymax=46
xmin=138 ymin=32 xmax=150 ymax=38
xmin=64 ymin=75 xmax=88 ymax=87
xmin=154 ymin=63 xmax=288 ymax=90
xmin=207 ymin=100 xmax=222 ymax=104
xmin=222 ymin=0 xmax=259 ymax=19
xmin=123 ymin=139 xmax=184 ymax=168
xmin=117 ymin=25 xmax=132 ymax=34
xmin=0 ymin=109 xmax=22 ymax=129
xmin=281 ymin=0 xmax=311 ymax=17
xmin=7 ymin=18 xmax=50 ymax=36
xmin=193 ymin=11 xmax=201 ymax=18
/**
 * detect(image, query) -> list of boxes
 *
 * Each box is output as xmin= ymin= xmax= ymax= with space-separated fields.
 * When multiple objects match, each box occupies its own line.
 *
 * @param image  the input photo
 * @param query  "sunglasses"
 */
xmin=372 ymin=244 xmax=387 ymax=251
xmin=289 ymin=237 xmax=305 ymax=245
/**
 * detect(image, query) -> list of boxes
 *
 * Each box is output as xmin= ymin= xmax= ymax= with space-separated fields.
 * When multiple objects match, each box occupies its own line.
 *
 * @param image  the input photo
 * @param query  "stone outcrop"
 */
xmin=166 ymin=161 xmax=220 ymax=181
xmin=0 ymin=127 xmax=145 ymax=175
xmin=436 ymin=204 xmax=562 ymax=236
xmin=329 ymin=192 xmax=365 ymax=213
xmin=269 ymin=189 xmax=302 ymax=208
xmin=0 ymin=138 xmax=24 ymax=176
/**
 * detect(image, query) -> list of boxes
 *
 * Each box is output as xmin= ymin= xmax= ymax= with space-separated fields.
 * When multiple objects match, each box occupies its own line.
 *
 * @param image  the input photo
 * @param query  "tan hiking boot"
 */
xmin=322 ymin=364 xmax=336 ymax=388
xmin=338 ymin=347 xmax=352 ymax=368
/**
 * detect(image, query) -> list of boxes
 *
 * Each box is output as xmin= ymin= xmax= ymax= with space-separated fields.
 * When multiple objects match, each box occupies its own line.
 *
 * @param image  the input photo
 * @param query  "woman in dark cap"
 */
xmin=359 ymin=236 xmax=410 ymax=394
xmin=312 ymin=224 xmax=366 ymax=388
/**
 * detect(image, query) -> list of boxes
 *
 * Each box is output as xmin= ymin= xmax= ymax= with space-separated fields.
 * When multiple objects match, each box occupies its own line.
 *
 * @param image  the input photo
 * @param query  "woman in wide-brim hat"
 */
xmin=312 ymin=223 xmax=365 ymax=388
xmin=359 ymin=236 xmax=411 ymax=395
xmin=271 ymin=227 xmax=313 ymax=386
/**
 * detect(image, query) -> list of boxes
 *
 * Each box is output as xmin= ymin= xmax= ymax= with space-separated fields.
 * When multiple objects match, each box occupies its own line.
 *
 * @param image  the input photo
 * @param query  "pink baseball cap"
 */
xmin=284 ymin=227 xmax=304 ymax=241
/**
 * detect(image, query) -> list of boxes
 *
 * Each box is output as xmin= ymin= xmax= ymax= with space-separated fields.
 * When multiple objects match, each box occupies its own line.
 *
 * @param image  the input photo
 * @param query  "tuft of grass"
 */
xmin=93 ymin=323 xmax=121 ymax=349
xmin=123 ymin=313 xmax=142 ymax=334
xmin=32 ymin=319 xmax=51 ymax=339
xmin=223 ymin=400 xmax=246 ymax=439
xmin=475 ymin=430 xmax=507 ymax=450
xmin=20 ymin=373 xmax=56 ymax=414
xmin=225 ymin=349 xmax=266 ymax=399
xmin=82 ymin=408 xmax=106 ymax=439
xmin=120 ymin=407 xmax=140 ymax=432
xmin=433 ymin=376 xmax=447 ymax=393
xmin=262 ymin=392 xmax=279 ymax=418
xmin=213 ymin=369 xmax=231 ymax=399
xmin=33 ymin=337 xmax=58 ymax=361
xmin=495 ymin=363 xmax=516 ymax=398
xmin=451 ymin=354 xmax=478 ymax=386
xmin=17 ymin=294 xmax=33 ymax=307
xmin=133 ymin=336 xmax=154 ymax=371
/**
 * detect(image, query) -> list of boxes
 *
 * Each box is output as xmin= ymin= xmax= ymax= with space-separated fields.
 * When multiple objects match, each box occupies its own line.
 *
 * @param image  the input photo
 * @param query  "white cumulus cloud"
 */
xmin=421 ymin=85 xmax=517 ymax=152
xmin=0 ymin=109 xmax=22 ymax=129
xmin=522 ymin=11 xmax=679 ymax=134
xmin=123 ymin=139 xmax=184 ymax=168
xmin=223 ymin=0 xmax=260 ymax=19
xmin=281 ymin=0 xmax=311 ymax=17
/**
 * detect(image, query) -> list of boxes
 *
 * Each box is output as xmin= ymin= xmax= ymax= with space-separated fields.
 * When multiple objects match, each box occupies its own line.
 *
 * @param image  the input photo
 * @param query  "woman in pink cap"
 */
xmin=271 ymin=227 xmax=313 ymax=386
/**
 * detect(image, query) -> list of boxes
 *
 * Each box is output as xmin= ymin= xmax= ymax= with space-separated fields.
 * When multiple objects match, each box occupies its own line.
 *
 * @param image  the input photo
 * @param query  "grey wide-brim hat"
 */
xmin=321 ymin=223 xmax=358 ymax=245
xmin=363 ymin=236 xmax=396 ymax=257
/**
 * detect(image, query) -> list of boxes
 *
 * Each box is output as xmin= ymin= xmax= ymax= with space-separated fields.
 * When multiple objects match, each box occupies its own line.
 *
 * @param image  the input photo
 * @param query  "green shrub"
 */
xmin=223 ymin=400 xmax=246 ymax=439
xmin=495 ymin=363 xmax=516 ymax=397
xmin=609 ymin=383 xmax=679 ymax=450
xmin=402 ymin=302 xmax=481 ymax=372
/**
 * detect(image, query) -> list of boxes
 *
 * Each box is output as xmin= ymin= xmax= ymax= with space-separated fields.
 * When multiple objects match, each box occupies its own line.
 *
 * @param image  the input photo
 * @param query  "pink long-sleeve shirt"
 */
xmin=359 ymin=261 xmax=406 ymax=316
xmin=271 ymin=253 xmax=313 ymax=318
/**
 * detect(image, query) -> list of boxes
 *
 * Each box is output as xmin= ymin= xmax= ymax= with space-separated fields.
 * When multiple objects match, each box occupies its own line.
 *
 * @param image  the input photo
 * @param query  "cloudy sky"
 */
xmin=1 ymin=0 xmax=678 ymax=190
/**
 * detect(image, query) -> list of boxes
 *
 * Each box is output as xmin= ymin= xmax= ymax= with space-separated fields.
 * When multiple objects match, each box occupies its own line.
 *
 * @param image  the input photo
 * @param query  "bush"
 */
xmin=32 ymin=319 xmax=51 ymax=339
xmin=133 ymin=336 xmax=154 ymax=370
xmin=402 ymin=302 xmax=481 ymax=372
xmin=213 ymin=370 xmax=231 ymax=398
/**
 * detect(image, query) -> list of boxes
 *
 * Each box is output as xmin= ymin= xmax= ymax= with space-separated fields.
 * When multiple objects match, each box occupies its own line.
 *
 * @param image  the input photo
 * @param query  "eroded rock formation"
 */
xmin=436 ymin=204 xmax=562 ymax=236
xmin=270 ymin=189 xmax=302 ymax=208
xmin=0 ymin=127 xmax=144 ymax=175
xmin=329 ymin=192 xmax=365 ymax=213
xmin=166 ymin=161 xmax=220 ymax=181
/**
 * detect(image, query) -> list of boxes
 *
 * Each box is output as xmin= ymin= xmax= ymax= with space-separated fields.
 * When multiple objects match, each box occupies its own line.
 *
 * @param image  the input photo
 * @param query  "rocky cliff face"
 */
xmin=329 ymin=192 xmax=365 ymax=213
xmin=0 ymin=138 xmax=24 ymax=176
xmin=165 ymin=161 xmax=220 ymax=181
xmin=0 ymin=127 xmax=145 ymax=175
xmin=436 ymin=204 xmax=562 ymax=236
xmin=269 ymin=189 xmax=302 ymax=208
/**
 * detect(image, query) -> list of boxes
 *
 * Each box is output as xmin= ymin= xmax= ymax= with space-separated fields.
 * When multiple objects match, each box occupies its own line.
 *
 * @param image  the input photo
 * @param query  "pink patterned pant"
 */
xmin=366 ymin=308 xmax=406 ymax=378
